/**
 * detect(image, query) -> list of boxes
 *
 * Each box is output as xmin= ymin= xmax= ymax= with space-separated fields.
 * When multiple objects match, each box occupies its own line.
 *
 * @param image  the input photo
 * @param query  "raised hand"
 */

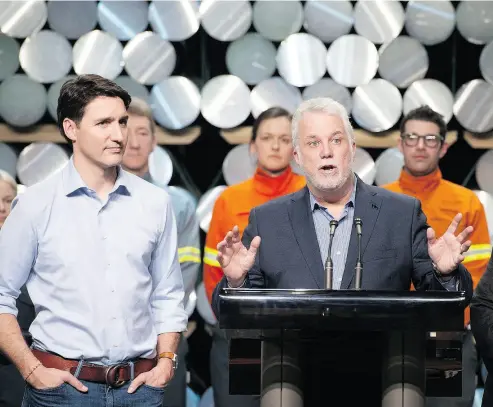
xmin=428 ymin=213 xmax=473 ymax=275
xmin=216 ymin=225 xmax=261 ymax=287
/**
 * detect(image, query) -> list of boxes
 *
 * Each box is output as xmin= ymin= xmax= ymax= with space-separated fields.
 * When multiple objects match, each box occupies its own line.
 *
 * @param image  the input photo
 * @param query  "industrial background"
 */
xmin=1 ymin=0 xmax=493 ymax=404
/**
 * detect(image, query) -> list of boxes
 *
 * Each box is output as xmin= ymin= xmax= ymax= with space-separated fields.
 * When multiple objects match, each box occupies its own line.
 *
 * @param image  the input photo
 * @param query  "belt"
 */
xmin=32 ymin=349 xmax=157 ymax=388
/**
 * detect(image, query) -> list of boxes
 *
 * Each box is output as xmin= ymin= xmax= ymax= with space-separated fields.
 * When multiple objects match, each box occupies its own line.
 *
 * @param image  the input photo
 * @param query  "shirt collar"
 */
xmin=62 ymin=157 xmax=131 ymax=197
xmin=309 ymin=174 xmax=357 ymax=212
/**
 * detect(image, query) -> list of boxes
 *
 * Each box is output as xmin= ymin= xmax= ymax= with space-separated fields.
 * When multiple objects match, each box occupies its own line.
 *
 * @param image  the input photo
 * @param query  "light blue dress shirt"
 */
xmin=143 ymin=173 xmax=201 ymax=317
xmin=309 ymin=178 xmax=356 ymax=289
xmin=0 ymin=159 xmax=187 ymax=365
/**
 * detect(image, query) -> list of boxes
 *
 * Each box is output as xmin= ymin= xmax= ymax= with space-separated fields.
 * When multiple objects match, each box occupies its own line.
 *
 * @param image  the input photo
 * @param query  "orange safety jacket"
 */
xmin=383 ymin=168 xmax=491 ymax=325
xmin=203 ymin=166 xmax=306 ymax=303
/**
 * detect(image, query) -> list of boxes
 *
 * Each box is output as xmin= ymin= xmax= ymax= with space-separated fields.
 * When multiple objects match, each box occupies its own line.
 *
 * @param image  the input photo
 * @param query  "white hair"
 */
xmin=0 ymin=170 xmax=17 ymax=195
xmin=291 ymin=97 xmax=354 ymax=147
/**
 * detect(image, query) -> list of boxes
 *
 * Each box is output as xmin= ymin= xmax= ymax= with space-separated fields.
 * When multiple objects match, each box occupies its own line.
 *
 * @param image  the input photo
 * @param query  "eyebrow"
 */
xmin=261 ymin=132 xmax=290 ymax=137
xmin=307 ymin=131 xmax=343 ymax=139
xmin=94 ymin=115 xmax=129 ymax=124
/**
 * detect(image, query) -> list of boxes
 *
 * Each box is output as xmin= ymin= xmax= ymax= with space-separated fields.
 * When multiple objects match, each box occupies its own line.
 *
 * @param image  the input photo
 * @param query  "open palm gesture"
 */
xmin=217 ymin=225 xmax=261 ymax=287
xmin=428 ymin=213 xmax=473 ymax=275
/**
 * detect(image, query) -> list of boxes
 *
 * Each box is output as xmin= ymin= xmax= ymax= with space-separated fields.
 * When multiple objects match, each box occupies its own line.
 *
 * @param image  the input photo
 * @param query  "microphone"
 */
xmin=354 ymin=218 xmax=363 ymax=290
xmin=325 ymin=220 xmax=339 ymax=289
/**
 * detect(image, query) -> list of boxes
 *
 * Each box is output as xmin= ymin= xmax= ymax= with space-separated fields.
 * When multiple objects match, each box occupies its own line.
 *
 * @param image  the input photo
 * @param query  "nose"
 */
xmin=271 ymin=138 xmax=280 ymax=151
xmin=416 ymin=137 xmax=426 ymax=149
xmin=0 ymin=201 xmax=6 ymax=212
xmin=110 ymin=122 xmax=126 ymax=144
xmin=319 ymin=140 xmax=333 ymax=158
xmin=127 ymin=132 xmax=139 ymax=149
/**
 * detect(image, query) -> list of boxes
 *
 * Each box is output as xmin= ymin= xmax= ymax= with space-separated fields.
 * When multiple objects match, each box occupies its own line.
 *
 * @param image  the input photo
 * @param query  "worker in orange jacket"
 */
xmin=383 ymin=105 xmax=491 ymax=407
xmin=203 ymin=107 xmax=306 ymax=407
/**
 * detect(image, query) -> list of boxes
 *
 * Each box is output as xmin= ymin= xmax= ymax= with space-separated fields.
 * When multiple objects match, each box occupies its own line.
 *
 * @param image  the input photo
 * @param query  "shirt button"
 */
xmin=336 ymin=251 xmax=341 ymax=255
xmin=102 ymin=236 xmax=107 ymax=240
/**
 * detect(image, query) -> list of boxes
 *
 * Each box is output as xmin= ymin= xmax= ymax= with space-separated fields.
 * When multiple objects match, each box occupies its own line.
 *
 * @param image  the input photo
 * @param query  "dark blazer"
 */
xmin=470 ymin=253 xmax=493 ymax=406
xmin=212 ymin=178 xmax=473 ymax=316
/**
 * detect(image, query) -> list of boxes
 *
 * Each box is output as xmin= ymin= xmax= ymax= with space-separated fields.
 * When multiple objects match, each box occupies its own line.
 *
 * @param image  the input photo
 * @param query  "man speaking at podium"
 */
xmin=212 ymin=97 xmax=473 ymax=314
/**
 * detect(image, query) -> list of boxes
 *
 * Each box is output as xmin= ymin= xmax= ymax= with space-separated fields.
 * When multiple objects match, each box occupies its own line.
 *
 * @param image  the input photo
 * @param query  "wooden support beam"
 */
xmin=220 ymin=126 xmax=458 ymax=147
xmin=0 ymin=124 xmax=201 ymax=145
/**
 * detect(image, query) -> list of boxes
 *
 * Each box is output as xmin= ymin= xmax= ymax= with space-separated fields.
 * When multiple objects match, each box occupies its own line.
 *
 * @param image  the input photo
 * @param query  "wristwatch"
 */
xmin=158 ymin=352 xmax=178 ymax=370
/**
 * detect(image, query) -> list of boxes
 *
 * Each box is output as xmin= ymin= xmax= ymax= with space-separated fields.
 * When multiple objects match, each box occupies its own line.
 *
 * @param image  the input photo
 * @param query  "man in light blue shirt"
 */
xmin=0 ymin=74 xmax=188 ymax=407
xmin=122 ymin=97 xmax=201 ymax=407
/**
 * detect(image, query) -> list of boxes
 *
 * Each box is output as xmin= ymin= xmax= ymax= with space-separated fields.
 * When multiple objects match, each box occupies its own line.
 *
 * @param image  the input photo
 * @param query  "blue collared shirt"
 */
xmin=0 ymin=159 xmax=187 ymax=365
xmin=143 ymin=173 xmax=201 ymax=316
xmin=310 ymin=178 xmax=357 ymax=289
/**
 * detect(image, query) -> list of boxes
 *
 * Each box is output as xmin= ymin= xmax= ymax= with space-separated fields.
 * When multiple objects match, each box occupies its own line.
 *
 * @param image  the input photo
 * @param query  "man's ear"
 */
xmin=249 ymin=141 xmax=257 ymax=156
xmin=293 ymin=146 xmax=301 ymax=167
xmin=438 ymin=142 xmax=449 ymax=159
xmin=63 ymin=118 xmax=78 ymax=143
xmin=151 ymin=135 xmax=157 ymax=151
xmin=397 ymin=137 xmax=404 ymax=154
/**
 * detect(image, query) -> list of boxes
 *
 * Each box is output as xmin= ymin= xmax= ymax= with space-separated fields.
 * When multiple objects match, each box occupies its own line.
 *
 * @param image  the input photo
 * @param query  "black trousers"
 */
xmin=161 ymin=334 xmax=188 ymax=407
xmin=426 ymin=330 xmax=477 ymax=407
xmin=210 ymin=326 xmax=260 ymax=407
xmin=0 ymin=363 xmax=25 ymax=407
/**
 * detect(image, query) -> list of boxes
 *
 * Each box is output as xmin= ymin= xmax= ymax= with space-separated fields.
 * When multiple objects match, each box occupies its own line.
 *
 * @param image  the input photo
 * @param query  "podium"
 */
xmin=218 ymin=288 xmax=467 ymax=407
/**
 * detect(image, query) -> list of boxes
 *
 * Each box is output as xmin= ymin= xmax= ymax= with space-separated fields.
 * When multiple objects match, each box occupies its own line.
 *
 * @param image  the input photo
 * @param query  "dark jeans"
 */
xmin=426 ymin=330 xmax=477 ymax=407
xmin=210 ymin=326 xmax=260 ymax=407
xmin=22 ymin=381 xmax=164 ymax=407
xmin=2 ymin=335 xmax=188 ymax=407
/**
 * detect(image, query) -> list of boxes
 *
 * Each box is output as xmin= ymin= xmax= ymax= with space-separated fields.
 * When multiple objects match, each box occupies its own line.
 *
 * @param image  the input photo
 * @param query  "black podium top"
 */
xmin=219 ymin=289 xmax=466 ymax=332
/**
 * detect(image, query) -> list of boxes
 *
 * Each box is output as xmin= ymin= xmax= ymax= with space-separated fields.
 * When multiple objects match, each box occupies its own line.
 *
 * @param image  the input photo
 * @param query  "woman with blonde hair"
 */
xmin=0 ymin=170 xmax=34 ymax=407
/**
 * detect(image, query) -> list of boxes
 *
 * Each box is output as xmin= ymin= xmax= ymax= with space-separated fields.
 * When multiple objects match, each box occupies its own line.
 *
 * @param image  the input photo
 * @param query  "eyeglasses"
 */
xmin=400 ymin=133 xmax=443 ymax=148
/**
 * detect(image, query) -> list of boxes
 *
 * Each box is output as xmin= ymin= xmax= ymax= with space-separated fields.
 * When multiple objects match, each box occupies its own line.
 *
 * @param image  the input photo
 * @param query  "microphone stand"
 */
xmin=354 ymin=218 xmax=363 ymax=290
xmin=325 ymin=220 xmax=338 ymax=289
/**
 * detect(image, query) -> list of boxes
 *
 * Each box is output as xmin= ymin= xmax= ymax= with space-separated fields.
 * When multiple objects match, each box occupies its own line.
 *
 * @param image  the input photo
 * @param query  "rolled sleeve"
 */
xmin=0 ymin=196 xmax=37 ymax=317
xmin=149 ymin=197 xmax=188 ymax=334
